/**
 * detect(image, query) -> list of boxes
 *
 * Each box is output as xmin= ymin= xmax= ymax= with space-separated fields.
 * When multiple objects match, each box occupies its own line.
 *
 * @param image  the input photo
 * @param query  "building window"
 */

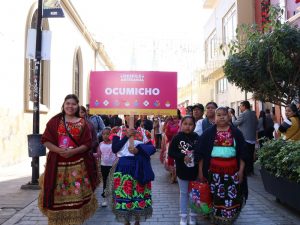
xmin=73 ymin=47 xmax=82 ymax=102
xmin=206 ymin=30 xmax=218 ymax=62
xmin=217 ymin=77 xmax=228 ymax=94
xmin=223 ymin=5 xmax=237 ymax=44
xmin=24 ymin=4 xmax=50 ymax=113
xmin=74 ymin=53 xmax=80 ymax=97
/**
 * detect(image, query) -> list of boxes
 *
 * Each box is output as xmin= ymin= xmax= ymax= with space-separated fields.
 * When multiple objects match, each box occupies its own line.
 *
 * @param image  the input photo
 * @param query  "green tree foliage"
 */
xmin=223 ymin=6 xmax=300 ymax=106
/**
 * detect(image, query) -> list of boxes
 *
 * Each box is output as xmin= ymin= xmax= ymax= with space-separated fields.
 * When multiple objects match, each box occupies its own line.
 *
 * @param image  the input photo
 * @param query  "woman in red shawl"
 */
xmin=160 ymin=109 xmax=181 ymax=183
xmin=38 ymin=94 xmax=99 ymax=225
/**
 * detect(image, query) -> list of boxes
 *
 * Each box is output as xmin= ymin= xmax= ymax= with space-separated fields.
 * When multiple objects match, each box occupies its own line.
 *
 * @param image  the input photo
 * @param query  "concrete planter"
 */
xmin=260 ymin=167 xmax=300 ymax=211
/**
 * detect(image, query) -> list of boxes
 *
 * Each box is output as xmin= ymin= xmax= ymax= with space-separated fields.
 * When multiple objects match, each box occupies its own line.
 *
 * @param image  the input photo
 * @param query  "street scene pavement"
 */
xmin=1 ymin=152 xmax=300 ymax=225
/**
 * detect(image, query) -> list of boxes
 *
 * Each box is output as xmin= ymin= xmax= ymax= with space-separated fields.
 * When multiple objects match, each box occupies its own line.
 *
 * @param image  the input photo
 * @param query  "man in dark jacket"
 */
xmin=100 ymin=114 xmax=111 ymax=127
xmin=233 ymin=101 xmax=258 ymax=175
xmin=110 ymin=115 xmax=122 ymax=128
xmin=265 ymin=109 xmax=274 ymax=139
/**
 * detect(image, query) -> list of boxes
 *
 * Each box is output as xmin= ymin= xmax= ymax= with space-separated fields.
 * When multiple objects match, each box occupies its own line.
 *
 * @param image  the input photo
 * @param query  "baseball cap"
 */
xmin=192 ymin=103 xmax=204 ymax=111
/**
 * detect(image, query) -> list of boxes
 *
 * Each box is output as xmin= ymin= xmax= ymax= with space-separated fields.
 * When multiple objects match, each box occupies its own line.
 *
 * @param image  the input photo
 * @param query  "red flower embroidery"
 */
xmin=123 ymin=180 xmax=133 ymax=195
xmin=146 ymin=182 xmax=151 ymax=189
xmin=114 ymin=177 xmax=121 ymax=189
xmin=136 ymin=183 xmax=145 ymax=193
xmin=58 ymin=125 xmax=65 ymax=133
xmin=126 ymin=202 xmax=133 ymax=209
xmin=71 ymin=127 xmax=80 ymax=136
xmin=138 ymin=201 xmax=146 ymax=208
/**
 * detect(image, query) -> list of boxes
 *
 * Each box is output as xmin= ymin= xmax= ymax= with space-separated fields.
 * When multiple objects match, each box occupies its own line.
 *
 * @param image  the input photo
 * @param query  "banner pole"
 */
xmin=129 ymin=115 xmax=135 ymax=149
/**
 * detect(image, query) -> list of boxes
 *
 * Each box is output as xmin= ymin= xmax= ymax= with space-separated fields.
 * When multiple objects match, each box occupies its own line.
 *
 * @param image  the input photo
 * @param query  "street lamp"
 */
xmin=21 ymin=0 xmax=46 ymax=190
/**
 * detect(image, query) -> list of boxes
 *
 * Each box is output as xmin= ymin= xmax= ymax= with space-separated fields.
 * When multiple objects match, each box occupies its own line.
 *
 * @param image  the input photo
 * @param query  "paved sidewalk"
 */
xmin=0 ymin=158 xmax=42 ymax=225
xmin=1 ymin=153 xmax=300 ymax=225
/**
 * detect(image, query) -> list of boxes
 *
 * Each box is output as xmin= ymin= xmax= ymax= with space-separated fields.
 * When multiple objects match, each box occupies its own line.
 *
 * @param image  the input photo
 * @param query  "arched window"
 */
xmin=24 ymin=3 xmax=50 ymax=112
xmin=73 ymin=47 xmax=83 ymax=102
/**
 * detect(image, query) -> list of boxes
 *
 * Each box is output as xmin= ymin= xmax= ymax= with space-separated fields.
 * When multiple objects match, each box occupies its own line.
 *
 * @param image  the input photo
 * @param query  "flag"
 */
xmin=43 ymin=0 xmax=64 ymax=18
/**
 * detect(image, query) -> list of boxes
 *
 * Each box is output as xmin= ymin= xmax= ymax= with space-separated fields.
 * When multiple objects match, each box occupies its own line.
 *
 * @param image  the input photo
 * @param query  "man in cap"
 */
xmin=192 ymin=103 xmax=204 ymax=123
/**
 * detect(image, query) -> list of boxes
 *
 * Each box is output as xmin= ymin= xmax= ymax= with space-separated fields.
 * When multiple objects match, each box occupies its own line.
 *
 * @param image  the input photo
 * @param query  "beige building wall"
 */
xmin=200 ymin=0 xmax=255 ymax=111
xmin=178 ymin=70 xmax=209 ymax=106
xmin=178 ymin=83 xmax=192 ymax=106
xmin=0 ymin=0 xmax=113 ymax=167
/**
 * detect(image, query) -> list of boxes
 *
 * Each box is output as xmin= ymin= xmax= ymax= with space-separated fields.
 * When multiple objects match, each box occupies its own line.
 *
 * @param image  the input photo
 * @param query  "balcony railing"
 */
xmin=287 ymin=11 xmax=300 ymax=26
xmin=200 ymin=59 xmax=226 ymax=83
xmin=200 ymin=38 xmax=232 ymax=81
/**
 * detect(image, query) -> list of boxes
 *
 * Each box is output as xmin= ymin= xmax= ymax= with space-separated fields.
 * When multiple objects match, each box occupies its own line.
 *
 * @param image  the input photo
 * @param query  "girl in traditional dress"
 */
xmin=39 ymin=94 xmax=99 ymax=225
xmin=107 ymin=125 xmax=155 ymax=225
xmin=195 ymin=107 xmax=248 ymax=225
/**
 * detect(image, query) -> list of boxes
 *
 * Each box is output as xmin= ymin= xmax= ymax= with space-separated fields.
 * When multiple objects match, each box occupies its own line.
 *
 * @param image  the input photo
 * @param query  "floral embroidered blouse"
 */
xmin=57 ymin=118 xmax=85 ymax=148
xmin=211 ymin=128 xmax=236 ymax=158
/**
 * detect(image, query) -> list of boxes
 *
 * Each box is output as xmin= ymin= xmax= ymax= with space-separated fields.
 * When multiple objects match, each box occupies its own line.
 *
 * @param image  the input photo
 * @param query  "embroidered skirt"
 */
xmin=208 ymin=157 xmax=244 ymax=225
xmin=106 ymin=156 xmax=153 ymax=222
xmin=38 ymin=156 xmax=98 ymax=225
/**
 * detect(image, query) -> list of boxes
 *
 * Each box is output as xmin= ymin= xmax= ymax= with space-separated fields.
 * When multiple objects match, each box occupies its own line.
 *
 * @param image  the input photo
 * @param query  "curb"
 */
xmin=2 ymin=200 xmax=38 ymax=225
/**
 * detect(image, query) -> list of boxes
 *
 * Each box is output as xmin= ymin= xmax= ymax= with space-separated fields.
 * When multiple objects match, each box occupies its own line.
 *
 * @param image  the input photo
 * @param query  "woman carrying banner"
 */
xmin=38 ymin=94 xmax=99 ymax=225
xmin=106 ymin=125 xmax=155 ymax=225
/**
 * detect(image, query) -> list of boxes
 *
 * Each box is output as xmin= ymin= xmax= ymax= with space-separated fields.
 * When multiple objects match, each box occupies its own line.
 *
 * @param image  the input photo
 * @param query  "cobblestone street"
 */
xmin=1 ymin=152 xmax=300 ymax=225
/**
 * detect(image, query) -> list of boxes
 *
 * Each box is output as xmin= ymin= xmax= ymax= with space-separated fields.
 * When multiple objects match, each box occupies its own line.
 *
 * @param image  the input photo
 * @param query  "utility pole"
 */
xmin=21 ymin=0 xmax=45 ymax=190
xmin=31 ymin=0 xmax=43 ymax=185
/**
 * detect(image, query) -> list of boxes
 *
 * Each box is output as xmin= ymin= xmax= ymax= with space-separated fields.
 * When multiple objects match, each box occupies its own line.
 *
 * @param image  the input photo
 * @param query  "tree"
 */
xmin=223 ymin=6 xmax=300 ymax=106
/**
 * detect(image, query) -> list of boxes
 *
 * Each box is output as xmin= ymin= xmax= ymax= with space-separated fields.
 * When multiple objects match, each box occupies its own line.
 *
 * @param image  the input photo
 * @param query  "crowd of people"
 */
xmin=38 ymin=94 xmax=300 ymax=225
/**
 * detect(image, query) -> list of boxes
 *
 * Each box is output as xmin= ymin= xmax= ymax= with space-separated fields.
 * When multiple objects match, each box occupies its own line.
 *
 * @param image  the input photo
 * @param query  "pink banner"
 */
xmin=89 ymin=71 xmax=177 ymax=115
